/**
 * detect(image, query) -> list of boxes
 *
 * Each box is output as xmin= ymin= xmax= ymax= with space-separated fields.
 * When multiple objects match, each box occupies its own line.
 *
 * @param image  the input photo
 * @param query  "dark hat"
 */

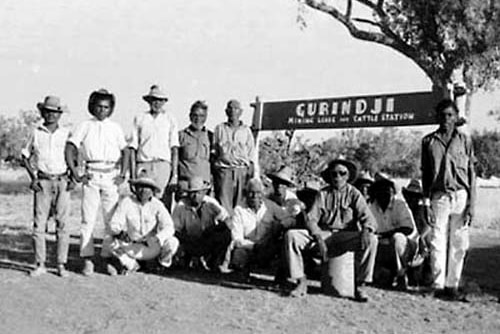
xmin=267 ymin=166 xmax=296 ymax=187
xmin=129 ymin=177 xmax=161 ymax=192
xmin=354 ymin=170 xmax=374 ymax=186
xmin=143 ymin=85 xmax=169 ymax=102
xmin=402 ymin=179 xmax=423 ymax=195
xmin=320 ymin=158 xmax=358 ymax=183
xmin=37 ymin=95 xmax=66 ymax=113
xmin=369 ymin=178 xmax=396 ymax=196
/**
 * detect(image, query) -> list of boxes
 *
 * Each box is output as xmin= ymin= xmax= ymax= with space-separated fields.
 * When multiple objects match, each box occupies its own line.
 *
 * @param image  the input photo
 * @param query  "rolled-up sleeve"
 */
xmin=128 ymin=116 xmax=139 ymax=150
xmin=21 ymin=130 xmax=35 ymax=159
xmin=230 ymin=207 xmax=254 ymax=248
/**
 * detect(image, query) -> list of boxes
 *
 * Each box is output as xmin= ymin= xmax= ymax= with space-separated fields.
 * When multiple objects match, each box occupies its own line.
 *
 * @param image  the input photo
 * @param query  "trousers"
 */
xmin=33 ymin=178 xmax=70 ymax=264
xmin=213 ymin=166 xmax=248 ymax=214
xmin=110 ymin=236 xmax=179 ymax=269
xmin=429 ymin=190 xmax=469 ymax=289
xmin=137 ymin=160 xmax=173 ymax=211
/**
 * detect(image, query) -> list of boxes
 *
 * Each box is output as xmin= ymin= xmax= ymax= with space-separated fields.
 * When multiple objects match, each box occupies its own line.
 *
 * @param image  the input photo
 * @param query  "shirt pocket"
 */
xmin=340 ymin=206 xmax=354 ymax=225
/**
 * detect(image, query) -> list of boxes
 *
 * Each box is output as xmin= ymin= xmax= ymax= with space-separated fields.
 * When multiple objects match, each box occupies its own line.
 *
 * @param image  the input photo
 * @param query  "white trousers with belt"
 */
xmin=429 ymin=189 xmax=469 ymax=289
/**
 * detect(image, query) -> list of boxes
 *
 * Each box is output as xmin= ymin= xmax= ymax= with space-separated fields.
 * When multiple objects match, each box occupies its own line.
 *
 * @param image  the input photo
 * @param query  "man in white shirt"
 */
xmin=65 ymin=88 xmax=130 ymax=276
xmin=369 ymin=178 xmax=418 ymax=290
xmin=128 ymin=85 xmax=179 ymax=211
xmin=109 ymin=177 xmax=179 ymax=274
xmin=22 ymin=95 xmax=71 ymax=277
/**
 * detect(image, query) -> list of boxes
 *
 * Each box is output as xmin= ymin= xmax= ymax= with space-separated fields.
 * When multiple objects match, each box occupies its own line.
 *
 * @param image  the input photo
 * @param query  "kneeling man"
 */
xmin=109 ymin=177 xmax=179 ymax=274
xmin=173 ymin=177 xmax=231 ymax=271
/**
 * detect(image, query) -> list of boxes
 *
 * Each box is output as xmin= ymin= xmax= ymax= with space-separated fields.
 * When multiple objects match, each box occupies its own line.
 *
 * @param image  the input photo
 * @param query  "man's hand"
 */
xmin=463 ymin=204 xmax=475 ymax=226
xmin=113 ymin=174 xmax=126 ymax=186
xmin=74 ymin=173 xmax=92 ymax=186
xmin=314 ymin=234 xmax=328 ymax=262
xmin=360 ymin=228 xmax=373 ymax=251
xmin=66 ymin=178 xmax=76 ymax=191
xmin=424 ymin=204 xmax=436 ymax=227
xmin=30 ymin=179 xmax=42 ymax=192
xmin=146 ymin=236 xmax=160 ymax=248
xmin=114 ymin=231 xmax=130 ymax=243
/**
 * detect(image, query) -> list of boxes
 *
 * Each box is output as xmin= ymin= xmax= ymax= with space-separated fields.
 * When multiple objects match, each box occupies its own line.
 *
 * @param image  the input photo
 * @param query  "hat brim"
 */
xmin=143 ymin=95 xmax=169 ymax=102
xmin=321 ymin=159 xmax=357 ymax=184
xmin=402 ymin=187 xmax=423 ymax=195
xmin=129 ymin=179 xmax=161 ymax=192
xmin=185 ymin=186 xmax=211 ymax=193
xmin=267 ymin=174 xmax=296 ymax=187
xmin=37 ymin=103 xmax=64 ymax=113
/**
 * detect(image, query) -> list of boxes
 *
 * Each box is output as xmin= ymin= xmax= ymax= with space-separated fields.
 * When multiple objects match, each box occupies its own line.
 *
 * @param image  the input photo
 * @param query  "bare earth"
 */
xmin=1 ymin=189 xmax=500 ymax=334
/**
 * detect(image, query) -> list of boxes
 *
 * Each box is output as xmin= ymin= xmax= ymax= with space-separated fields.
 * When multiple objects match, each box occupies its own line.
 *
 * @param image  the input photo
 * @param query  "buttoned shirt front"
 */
xmin=178 ymin=125 xmax=212 ymax=181
xmin=307 ymin=183 xmax=377 ymax=235
xmin=173 ymin=195 xmax=228 ymax=239
xmin=370 ymin=198 xmax=417 ymax=238
xmin=109 ymin=196 xmax=175 ymax=245
xmin=68 ymin=118 xmax=126 ymax=165
xmin=421 ymin=129 xmax=474 ymax=197
xmin=129 ymin=111 xmax=179 ymax=162
xmin=230 ymin=199 xmax=287 ymax=247
xmin=22 ymin=125 xmax=69 ymax=175
xmin=213 ymin=122 xmax=257 ymax=172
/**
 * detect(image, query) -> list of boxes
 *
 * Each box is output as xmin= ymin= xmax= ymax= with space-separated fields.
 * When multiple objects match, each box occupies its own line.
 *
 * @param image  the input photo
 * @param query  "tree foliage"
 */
xmin=0 ymin=110 xmax=40 ymax=166
xmin=301 ymin=0 xmax=500 ymax=92
xmin=472 ymin=130 xmax=500 ymax=177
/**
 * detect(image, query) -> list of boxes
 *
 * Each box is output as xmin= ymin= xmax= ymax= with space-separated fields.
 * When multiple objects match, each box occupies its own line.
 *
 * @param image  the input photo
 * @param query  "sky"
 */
xmin=1 ymin=0 xmax=499 ymax=140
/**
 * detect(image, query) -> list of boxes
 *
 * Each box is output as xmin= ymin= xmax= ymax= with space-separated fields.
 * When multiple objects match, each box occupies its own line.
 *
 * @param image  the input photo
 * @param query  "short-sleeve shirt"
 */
xmin=129 ymin=111 xmax=179 ymax=162
xmin=109 ymin=196 xmax=175 ymax=245
xmin=22 ymin=125 xmax=70 ymax=175
xmin=173 ymin=195 xmax=228 ymax=239
xmin=178 ymin=126 xmax=213 ymax=182
xmin=68 ymin=118 xmax=126 ymax=164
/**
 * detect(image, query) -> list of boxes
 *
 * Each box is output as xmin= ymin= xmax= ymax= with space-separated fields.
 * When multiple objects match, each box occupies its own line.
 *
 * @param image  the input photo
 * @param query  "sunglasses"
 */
xmin=331 ymin=170 xmax=348 ymax=177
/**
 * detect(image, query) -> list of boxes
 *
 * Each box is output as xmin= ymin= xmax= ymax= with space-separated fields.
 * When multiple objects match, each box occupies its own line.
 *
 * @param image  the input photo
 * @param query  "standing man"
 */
xmin=129 ymin=85 xmax=179 ymax=211
xmin=213 ymin=99 xmax=258 ymax=213
xmin=22 ymin=96 xmax=71 ymax=277
xmin=421 ymin=99 xmax=476 ymax=301
xmin=285 ymin=158 xmax=378 ymax=302
xmin=65 ymin=89 xmax=129 ymax=276
xmin=178 ymin=100 xmax=213 ymax=183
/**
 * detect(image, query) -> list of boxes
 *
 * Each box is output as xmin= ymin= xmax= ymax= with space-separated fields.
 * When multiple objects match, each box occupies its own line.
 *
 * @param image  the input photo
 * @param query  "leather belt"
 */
xmin=37 ymin=171 xmax=67 ymax=181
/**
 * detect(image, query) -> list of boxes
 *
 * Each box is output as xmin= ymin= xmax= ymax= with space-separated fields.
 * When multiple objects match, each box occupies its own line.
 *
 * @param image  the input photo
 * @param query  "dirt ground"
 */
xmin=1 ymin=187 xmax=500 ymax=333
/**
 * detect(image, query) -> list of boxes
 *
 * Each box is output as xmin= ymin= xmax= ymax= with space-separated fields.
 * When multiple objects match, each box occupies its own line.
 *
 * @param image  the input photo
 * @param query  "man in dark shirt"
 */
xmin=284 ymin=158 xmax=378 ymax=302
xmin=421 ymin=99 xmax=476 ymax=301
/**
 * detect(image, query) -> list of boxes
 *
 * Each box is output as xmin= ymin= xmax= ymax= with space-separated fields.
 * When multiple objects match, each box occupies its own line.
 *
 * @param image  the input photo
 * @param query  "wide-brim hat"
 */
xmin=320 ymin=158 xmax=358 ymax=183
xmin=267 ymin=166 xmax=296 ymax=187
xmin=129 ymin=177 xmax=161 ymax=192
xmin=183 ymin=177 xmax=211 ymax=192
xmin=37 ymin=95 xmax=66 ymax=113
xmin=143 ymin=84 xmax=169 ymax=102
xmin=402 ymin=179 xmax=423 ymax=195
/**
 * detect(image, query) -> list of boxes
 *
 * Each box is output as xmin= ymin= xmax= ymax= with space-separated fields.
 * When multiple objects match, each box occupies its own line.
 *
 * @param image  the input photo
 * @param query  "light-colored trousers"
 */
xmin=137 ymin=160 xmax=173 ymax=211
xmin=33 ymin=178 xmax=71 ymax=264
xmin=285 ymin=229 xmax=378 ymax=284
xmin=80 ymin=170 xmax=120 ymax=258
xmin=110 ymin=236 xmax=179 ymax=269
xmin=429 ymin=190 xmax=469 ymax=289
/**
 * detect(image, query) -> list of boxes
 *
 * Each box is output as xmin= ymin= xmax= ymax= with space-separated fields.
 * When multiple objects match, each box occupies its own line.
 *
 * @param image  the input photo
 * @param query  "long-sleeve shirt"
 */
xmin=307 ymin=183 xmax=376 ymax=236
xmin=109 ymin=196 xmax=175 ymax=245
xmin=421 ymin=129 xmax=475 ymax=197
xmin=230 ymin=199 xmax=287 ymax=248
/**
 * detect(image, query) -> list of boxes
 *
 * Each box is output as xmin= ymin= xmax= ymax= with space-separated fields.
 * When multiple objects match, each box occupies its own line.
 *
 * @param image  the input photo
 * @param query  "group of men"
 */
xmin=22 ymin=86 xmax=475 ymax=303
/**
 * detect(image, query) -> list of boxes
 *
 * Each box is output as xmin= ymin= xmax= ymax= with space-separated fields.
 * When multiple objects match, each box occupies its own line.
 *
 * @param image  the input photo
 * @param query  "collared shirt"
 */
xmin=230 ymin=199 xmax=287 ymax=247
xmin=307 ymin=183 xmax=377 ymax=235
xmin=109 ymin=196 xmax=175 ymax=245
xmin=22 ymin=125 xmax=69 ymax=175
xmin=370 ymin=198 xmax=417 ymax=238
xmin=421 ymin=129 xmax=475 ymax=197
xmin=213 ymin=121 xmax=258 ymax=173
xmin=68 ymin=118 xmax=126 ymax=165
xmin=173 ymin=195 xmax=228 ymax=239
xmin=129 ymin=111 xmax=179 ymax=162
xmin=178 ymin=125 xmax=213 ymax=181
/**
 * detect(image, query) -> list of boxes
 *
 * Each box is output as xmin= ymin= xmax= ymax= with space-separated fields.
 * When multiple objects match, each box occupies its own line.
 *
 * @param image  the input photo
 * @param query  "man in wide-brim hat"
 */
xmin=172 ymin=177 xmax=231 ymax=271
xmin=354 ymin=170 xmax=374 ymax=201
xmin=128 ymin=84 xmax=179 ymax=212
xmin=267 ymin=166 xmax=298 ymax=207
xmin=108 ymin=176 xmax=179 ymax=274
xmin=284 ymin=157 xmax=378 ymax=302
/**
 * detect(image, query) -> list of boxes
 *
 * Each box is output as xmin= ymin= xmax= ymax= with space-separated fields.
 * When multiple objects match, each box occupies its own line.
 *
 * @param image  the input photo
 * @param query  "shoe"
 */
xmin=30 ymin=265 xmax=47 ymax=277
xmin=106 ymin=263 xmax=119 ymax=276
xmin=444 ymin=287 xmax=469 ymax=302
xmin=82 ymin=259 xmax=94 ymax=276
xmin=395 ymin=275 xmax=408 ymax=291
xmin=354 ymin=288 xmax=369 ymax=303
xmin=121 ymin=261 xmax=140 ymax=276
xmin=289 ymin=283 xmax=307 ymax=298
xmin=57 ymin=264 xmax=69 ymax=278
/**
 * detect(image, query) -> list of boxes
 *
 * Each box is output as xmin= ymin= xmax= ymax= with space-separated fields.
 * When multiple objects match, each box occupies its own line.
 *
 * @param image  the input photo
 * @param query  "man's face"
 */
xmin=149 ymin=99 xmax=166 ymax=113
xmin=246 ymin=189 xmax=263 ymax=210
xmin=225 ymin=105 xmax=242 ymax=123
xmin=188 ymin=190 xmax=205 ymax=207
xmin=273 ymin=181 xmax=288 ymax=200
xmin=328 ymin=164 xmax=350 ymax=189
xmin=358 ymin=183 xmax=371 ymax=199
xmin=136 ymin=186 xmax=154 ymax=203
xmin=41 ymin=109 xmax=62 ymax=125
xmin=190 ymin=108 xmax=207 ymax=130
xmin=437 ymin=106 xmax=458 ymax=131
xmin=93 ymin=99 xmax=112 ymax=121
xmin=375 ymin=188 xmax=394 ymax=211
